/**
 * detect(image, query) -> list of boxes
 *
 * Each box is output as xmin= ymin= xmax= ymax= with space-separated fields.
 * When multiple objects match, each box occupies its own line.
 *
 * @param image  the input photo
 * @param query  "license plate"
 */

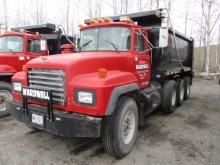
xmin=32 ymin=113 xmax=44 ymax=126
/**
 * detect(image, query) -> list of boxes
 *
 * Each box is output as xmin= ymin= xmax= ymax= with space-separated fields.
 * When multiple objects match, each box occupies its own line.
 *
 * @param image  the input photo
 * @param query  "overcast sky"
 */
xmin=0 ymin=0 xmax=219 ymax=45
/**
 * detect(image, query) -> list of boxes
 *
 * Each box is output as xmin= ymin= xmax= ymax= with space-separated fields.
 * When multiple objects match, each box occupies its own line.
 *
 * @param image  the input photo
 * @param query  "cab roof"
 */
xmin=80 ymin=22 xmax=140 ymax=31
xmin=2 ymin=31 xmax=41 ymax=38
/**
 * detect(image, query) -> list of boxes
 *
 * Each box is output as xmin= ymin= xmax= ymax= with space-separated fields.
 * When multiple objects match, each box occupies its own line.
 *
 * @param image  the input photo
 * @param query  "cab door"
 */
xmin=18 ymin=37 xmax=48 ymax=70
xmin=26 ymin=38 xmax=47 ymax=60
xmin=132 ymin=29 xmax=151 ymax=88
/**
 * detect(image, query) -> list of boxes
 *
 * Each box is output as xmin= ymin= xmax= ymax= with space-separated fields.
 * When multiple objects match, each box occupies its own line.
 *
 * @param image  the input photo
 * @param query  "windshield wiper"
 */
xmin=104 ymin=39 xmax=119 ymax=52
xmin=80 ymin=40 xmax=93 ymax=51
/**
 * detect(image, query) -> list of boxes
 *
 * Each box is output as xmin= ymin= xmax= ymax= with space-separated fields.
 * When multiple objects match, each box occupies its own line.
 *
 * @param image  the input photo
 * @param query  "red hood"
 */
xmin=27 ymin=52 xmax=132 ymax=76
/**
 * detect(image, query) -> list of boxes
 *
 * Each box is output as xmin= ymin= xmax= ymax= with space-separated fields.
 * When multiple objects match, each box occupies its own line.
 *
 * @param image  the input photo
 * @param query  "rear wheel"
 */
xmin=176 ymin=79 xmax=184 ymax=106
xmin=161 ymin=80 xmax=177 ymax=114
xmin=0 ymin=82 xmax=12 ymax=118
xmin=102 ymin=96 xmax=138 ymax=158
xmin=184 ymin=77 xmax=191 ymax=100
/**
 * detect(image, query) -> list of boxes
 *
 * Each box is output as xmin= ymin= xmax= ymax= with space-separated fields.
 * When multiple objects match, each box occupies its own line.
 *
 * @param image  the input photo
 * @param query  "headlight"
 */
xmin=13 ymin=82 xmax=22 ymax=92
xmin=75 ymin=90 xmax=96 ymax=105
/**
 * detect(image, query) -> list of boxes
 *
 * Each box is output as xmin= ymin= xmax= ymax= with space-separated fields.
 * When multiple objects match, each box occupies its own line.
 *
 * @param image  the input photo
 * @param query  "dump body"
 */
xmin=149 ymin=28 xmax=194 ymax=81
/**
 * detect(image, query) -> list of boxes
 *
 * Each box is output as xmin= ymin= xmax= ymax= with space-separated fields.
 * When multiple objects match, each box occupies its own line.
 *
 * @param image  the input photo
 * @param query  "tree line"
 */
xmin=0 ymin=0 xmax=219 ymax=74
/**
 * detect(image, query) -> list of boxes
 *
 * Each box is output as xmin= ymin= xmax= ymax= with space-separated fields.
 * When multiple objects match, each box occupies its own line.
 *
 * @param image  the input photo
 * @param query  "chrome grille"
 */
xmin=28 ymin=69 xmax=66 ymax=105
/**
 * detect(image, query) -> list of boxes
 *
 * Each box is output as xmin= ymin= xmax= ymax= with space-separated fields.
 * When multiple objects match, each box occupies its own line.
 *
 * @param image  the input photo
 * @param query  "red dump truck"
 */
xmin=7 ymin=9 xmax=194 ymax=158
xmin=0 ymin=23 xmax=74 ymax=117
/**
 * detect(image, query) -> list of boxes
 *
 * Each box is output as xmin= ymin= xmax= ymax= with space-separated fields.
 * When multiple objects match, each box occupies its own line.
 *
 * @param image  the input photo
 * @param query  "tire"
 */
xmin=0 ymin=82 xmax=12 ymax=118
xmin=161 ymin=80 xmax=177 ymax=114
xmin=102 ymin=96 xmax=138 ymax=158
xmin=176 ymin=79 xmax=185 ymax=106
xmin=184 ymin=77 xmax=191 ymax=100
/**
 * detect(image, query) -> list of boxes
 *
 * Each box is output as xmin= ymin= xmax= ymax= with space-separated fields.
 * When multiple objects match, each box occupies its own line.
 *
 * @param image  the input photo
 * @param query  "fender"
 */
xmin=105 ymin=83 xmax=139 ymax=115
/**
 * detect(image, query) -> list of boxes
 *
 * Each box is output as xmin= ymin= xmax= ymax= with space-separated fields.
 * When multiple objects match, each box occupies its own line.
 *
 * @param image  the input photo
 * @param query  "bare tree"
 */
xmin=66 ymin=0 xmax=70 ymax=34
xmin=184 ymin=0 xmax=191 ymax=35
xmin=201 ymin=0 xmax=220 ymax=74
xmin=124 ymin=0 xmax=129 ymax=14
xmin=111 ymin=0 xmax=118 ymax=15
xmin=149 ymin=0 xmax=153 ymax=10
xmin=137 ymin=0 xmax=144 ymax=11
xmin=30 ymin=0 xmax=45 ymax=25
xmin=166 ymin=0 xmax=173 ymax=25
xmin=16 ymin=0 xmax=21 ymax=26
xmin=86 ymin=0 xmax=93 ymax=18
xmin=3 ymin=0 xmax=8 ymax=31
xmin=22 ymin=2 xmax=29 ymax=26
xmin=156 ymin=0 xmax=160 ymax=8
xmin=84 ymin=0 xmax=103 ymax=18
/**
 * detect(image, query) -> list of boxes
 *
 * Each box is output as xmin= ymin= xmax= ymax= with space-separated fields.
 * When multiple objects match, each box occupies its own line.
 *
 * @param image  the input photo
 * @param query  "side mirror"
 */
xmin=40 ymin=40 xmax=47 ymax=51
xmin=159 ymin=28 xmax=168 ymax=48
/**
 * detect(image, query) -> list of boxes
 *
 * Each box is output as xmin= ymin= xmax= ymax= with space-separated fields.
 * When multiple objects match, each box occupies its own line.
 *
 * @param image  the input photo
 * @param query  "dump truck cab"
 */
xmin=0 ymin=31 xmax=48 ymax=76
xmin=7 ymin=9 xmax=194 ymax=158
xmin=79 ymin=20 xmax=151 ymax=88
xmin=0 ymin=23 xmax=74 ymax=117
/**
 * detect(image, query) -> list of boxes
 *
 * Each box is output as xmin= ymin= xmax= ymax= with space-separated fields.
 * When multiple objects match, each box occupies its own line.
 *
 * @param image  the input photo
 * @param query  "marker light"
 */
xmin=102 ymin=17 xmax=113 ymax=22
xmin=89 ymin=19 xmax=99 ymax=25
xmin=95 ymin=18 xmax=104 ymax=23
xmin=79 ymin=24 xmax=84 ymax=28
xmin=98 ymin=68 xmax=107 ymax=78
xmin=120 ymin=16 xmax=133 ymax=23
xmin=22 ymin=65 xmax=27 ymax=72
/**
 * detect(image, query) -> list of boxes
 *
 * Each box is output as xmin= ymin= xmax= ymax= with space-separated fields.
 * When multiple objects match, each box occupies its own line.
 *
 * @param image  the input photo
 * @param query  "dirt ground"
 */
xmin=0 ymin=78 xmax=220 ymax=165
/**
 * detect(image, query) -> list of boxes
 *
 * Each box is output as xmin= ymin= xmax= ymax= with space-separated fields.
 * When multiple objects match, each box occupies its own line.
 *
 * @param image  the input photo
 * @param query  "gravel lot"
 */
xmin=0 ymin=78 xmax=220 ymax=165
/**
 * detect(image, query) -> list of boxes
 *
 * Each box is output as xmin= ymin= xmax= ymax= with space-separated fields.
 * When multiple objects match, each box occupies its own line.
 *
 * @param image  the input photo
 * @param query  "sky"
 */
xmin=0 ymin=0 xmax=219 ymax=45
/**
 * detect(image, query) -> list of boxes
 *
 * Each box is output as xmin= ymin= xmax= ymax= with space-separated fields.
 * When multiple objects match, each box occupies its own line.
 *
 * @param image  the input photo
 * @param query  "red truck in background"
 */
xmin=0 ymin=23 xmax=74 ymax=117
xmin=7 ymin=9 xmax=194 ymax=158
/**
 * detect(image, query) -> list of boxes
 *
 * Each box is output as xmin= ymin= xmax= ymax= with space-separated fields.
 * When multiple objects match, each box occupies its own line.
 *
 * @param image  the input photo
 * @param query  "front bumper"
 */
xmin=6 ymin=100 xmax=102 ymax=138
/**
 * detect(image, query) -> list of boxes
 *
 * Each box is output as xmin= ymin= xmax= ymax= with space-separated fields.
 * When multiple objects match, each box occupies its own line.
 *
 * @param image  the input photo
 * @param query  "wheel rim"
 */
xmin=180 ymin=86 xmax=184 ymax=101
xmin=171 ymin=90 xmax=176 ymax=106
xmin=0 ymin=90 xmax=12 ymax=112
xmin=122 ymin=110 xmax=136 ymax=145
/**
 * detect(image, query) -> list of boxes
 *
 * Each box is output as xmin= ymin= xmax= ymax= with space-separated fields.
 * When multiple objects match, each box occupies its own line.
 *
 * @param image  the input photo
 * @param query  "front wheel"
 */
xmin=0 ymin=82 xmax=12 ymax=118
xmin=102 ymin=96 xmax=138 ymax=158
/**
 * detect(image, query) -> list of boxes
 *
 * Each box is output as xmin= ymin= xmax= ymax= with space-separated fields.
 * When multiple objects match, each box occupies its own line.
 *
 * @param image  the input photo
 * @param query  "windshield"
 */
xmin=79 ymin=27 xmax=131 ymax=52
xmin=0 ymin=36 xmax=24 ymax=53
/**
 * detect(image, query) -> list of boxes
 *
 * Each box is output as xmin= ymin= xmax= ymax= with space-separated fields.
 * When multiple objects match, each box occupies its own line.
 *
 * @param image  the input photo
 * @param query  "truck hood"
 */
xmin=27 ymin=52 xmax=132 ymax=76
xmin=0 ymin=53 xmax=19 ymax=73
